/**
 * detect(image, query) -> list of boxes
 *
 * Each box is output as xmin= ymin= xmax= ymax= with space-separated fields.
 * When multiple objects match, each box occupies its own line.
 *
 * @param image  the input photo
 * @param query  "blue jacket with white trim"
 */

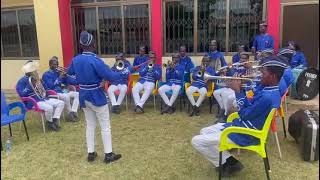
xmin=164 ymin=63 xmax=185 ymax=86
xmin=190 ymin=66 xmax=216 ymax=89
xmin=42 ymin=70 xmax=77 ymax=93
xmin=110 ymin=59 xmax=134 ymax=86
xmin=252 ymin=34 xmax=274 ymax=51
xmin=137 ymin=64 xmax=162 ymax=84
xmin=290 ymin=51 xmax=308 ymax=68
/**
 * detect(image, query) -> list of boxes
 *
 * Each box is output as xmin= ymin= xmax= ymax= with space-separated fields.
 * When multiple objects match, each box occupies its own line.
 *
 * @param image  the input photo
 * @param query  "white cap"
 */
xmin=21 ymin=61 xmax=40 ymax=73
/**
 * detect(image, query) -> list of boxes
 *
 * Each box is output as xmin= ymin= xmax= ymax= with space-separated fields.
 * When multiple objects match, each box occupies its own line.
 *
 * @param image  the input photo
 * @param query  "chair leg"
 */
xmin=209 ymin=96 xmax=213 ymax=114
xmin=219 ymin=151 xmax=222 ymax=180
xmin=153 ymin=95 xmax=156 ymax=112
xmin=8 ymin=123 xmax=12 ymax=137
xmin=41 ymin=113 xmax=46 ymax=134
xmin=263 ymin=158 xmax=271 ymax=180
xmin=126 ymin=94 xmax=128 ymax=111
xmin=22 ymin=120 xmax=30 ymax=141
xmin=265 ymin=145 xmax=271 ymax=171
xmin=274 ymin=132 xmax=282 ymax=159
xmin=282 ymin=117 xmax=287 ymax=138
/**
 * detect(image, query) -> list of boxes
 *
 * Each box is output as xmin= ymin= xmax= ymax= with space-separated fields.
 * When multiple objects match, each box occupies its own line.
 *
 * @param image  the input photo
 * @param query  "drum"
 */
xmin=291 ymin=68 xmax=319 ymax=100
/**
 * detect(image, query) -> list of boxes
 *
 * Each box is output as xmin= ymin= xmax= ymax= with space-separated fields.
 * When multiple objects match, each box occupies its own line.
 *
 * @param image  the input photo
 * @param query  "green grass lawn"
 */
xmin=1 ymin=98 xmax=319 ymax=180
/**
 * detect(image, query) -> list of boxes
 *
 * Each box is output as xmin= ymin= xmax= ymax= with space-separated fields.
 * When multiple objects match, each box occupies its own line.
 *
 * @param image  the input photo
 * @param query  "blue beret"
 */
xmin=80 ymin=31 xmax=93 ymax=46
xmin=261 ymin=56 xmax=288 ymax=68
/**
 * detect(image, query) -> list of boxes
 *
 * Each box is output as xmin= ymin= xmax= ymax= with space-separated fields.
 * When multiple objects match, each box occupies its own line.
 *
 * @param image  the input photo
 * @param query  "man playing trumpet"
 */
xmin=107 ymin=53 xmax=134 ymax=114
xmin=132 ymin=51 xmax=162 ymax=113
xmin=158 ymin=53 xmax=185 ymax=114
xmin=186 ymin=55 xmax=215 ymax=116
xmin=16 ymin=60 xmax=65 ymax=131
xmin=42 ymin=56 xmax=79 ymax=122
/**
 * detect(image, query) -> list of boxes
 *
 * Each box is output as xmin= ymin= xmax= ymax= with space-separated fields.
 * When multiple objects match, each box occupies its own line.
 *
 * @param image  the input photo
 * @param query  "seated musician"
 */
xmin=133 ymin=46 xmax=149 ymax=70
xmin=186 ymin=55 xmax=215 ymax=117
xmin=16 ymin=60 xmax=65 ymax=131
xmin=107 ymin=53 xmax=134 ymax=114
xmin=287 ymin=41 xmax=308 ymax=68
xmin=276 ymin=50 xmax=295 ymax=96
xmin=208 ymin=40 xmax=227 ymax=69
xmin=42 ymin=56 xmax=79 ymax=122
xmin=213 ymin=52 xmax=252 ymax=123
xmin=191 ymin=57 xmax=286 ymax=177
xmin=178 ymin=45 xmax=195 ymax=83
xmin=232 ymin=44 xmax=248 ymax=64
xmin=158 ymin=53 xmax=185 ymax=114
xmin=132 ymin=51 xmax=162 ymax=114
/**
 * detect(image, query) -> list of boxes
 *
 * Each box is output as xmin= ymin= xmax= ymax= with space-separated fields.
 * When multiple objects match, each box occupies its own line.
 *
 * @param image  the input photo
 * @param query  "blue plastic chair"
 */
xmin=1 ymin=91 xmax=29 ymax=150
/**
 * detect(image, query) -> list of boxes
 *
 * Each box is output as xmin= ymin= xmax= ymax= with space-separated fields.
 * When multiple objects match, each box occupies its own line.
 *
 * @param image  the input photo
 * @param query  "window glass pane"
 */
xmin=72 ymin=0 xmax=94 ymax=3
xmin=1 ymin=11 xmax=21 ymax=57
xmin=124 ymin=4 xmax=149 ymax=55
xmin=229 ymin=0 xmax=263 ymax=52
xmin=198 ymin=0 xmax=226 ymax=52
xmin=165 ymin=0 xmax=194 ymax=53
xmin=99 ymin=6 xmax=122 ymax=54
xmin=74 ymin=8 xmax=97 ymax=53
xmin=18 ymin=9 xmax=39 ymax=57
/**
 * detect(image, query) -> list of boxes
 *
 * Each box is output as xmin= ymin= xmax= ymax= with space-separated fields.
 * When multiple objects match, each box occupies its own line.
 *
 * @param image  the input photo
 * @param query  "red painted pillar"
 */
xmin=267 ymin=0 xmax=280 ymax=52
xmin=58 ymin=0 xmax=74 ymax=67
xmin=151 ymin=0 xmax=162 ymax=64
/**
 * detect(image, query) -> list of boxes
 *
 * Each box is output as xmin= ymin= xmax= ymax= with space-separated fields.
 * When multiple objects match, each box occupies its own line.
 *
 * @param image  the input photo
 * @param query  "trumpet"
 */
xmin=115 ymin=60 xmax=125 ymax=71
xmin=163 ymin=60 xmax=176 ymax=69
xmin=196 ymin=65 xmax=206 ymax=77
xmin=203 ymin=73 xmax=254 ymax=83
xmin=28 ymin=70 xmax=47 ymax=99
xmin=55 ymin=66 xmax=76 ymax=79
xmin=133 ymin=59 xmax=153 ymax=71
xmin=148 ymin=62 xmax=154 ymax=69
xmin=217 ymin=61 xmax=260 ymax=73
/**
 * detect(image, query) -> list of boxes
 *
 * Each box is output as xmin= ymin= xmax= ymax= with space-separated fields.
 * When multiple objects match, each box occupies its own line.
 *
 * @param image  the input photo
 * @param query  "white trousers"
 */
xmin=83 ymin=101 xmax=113 ymax=154
xmin=213 ymin=88 xmax=236 ymax=115
xmin=191 ymin=123 xmax=233 ymax=167
xmin=132 ymin=82 xmax=155 ymax=107
xmin=186 ymin=86 xmax=207 ymax=107
xmin=107 ymin=84 xmax=128 ymax=106
xmin=158 ymin=84 xmax=181 ymax=106
xmin=37 ymin=98 xmax=65 ymax=122
xmin=58 ymin=91 xmax=79 ymax=113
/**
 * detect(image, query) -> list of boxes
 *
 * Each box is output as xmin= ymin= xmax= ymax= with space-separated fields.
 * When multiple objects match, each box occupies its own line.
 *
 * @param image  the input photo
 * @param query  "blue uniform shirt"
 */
xmin=110 ymin=59 xmax=134 ymax=86
xmin=67 ymin=52 xmax=121 ymax=108
xmin=223 ymin=86 xmax=281 ymax=146
xmin=232 ymin=53 xmax=241 ymax=64
xmin=133 ymin=55 xmax=149 ymax=67
xmin=291 ymin=51 xmax=308 ymax=68
xmin=137 ymin=64 xmax=162 ymax=84
xmin=164 ymin=64 xmax=185 ymax=87
xmin=42 ymin=70 xmax=77 ymax=93
xmin=208 ymin=51 xmax=227 ymax=67
xmin=279 ymin=68 xmax=294 ymax=97
xmin=252 ymin=34 xmax=274 ymax=51
xmin=16 ymin=76 xmax=47 ymax=109
xmin=191 ymin=66 xmax=216 ymax=89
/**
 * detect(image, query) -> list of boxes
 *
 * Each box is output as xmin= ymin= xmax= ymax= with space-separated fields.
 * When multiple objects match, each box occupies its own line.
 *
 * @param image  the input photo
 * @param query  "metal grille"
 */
xmin=99 ymin=6 xmax=123 ymax=54
xmin=198 ymin=0 xmax=226 ymax=52
xmin=73 ymin=8 xmax=98 ymax=54
xmin=1 ymin=9 xmax=38 ymax=58
xmin=165 ymin=0 xmax=194 ymax=53
xmin=229 ymin=0 xmax=262 ymax=52
xmin=124 ymin=4 xmax=149 ymax=55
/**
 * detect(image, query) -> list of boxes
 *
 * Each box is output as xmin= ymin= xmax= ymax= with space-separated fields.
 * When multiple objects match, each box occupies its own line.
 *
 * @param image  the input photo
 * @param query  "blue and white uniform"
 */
xmin=191 ymin=59 xmax=284 ymax=168
xmin=133 ymin=55 xmax=149 ymax=67
xmin=208 ymin=50 xmax=227 ymax=69
xmin=42 ymin=70 xmax=79 ymax=114
xmin=252 ymin=33 xmax=274 ymax=52
xmin=107 ymin=60 xmax=134 ymax=106
xmin=132 ymin=63 xmax=162 ymax=108
xmin=232 ymin=53 xmax=241 ymax=64
xmin=291 ymin=51 xmax=308 ymax=68
xmin=179 ymin=56 xmax=195 ymax=82
xmin=68 ymin=50 xmax=121 ymax=154
xmin=158 ymin=64 xmax=185 ymax=107
xmin=186 ymin=66 xmax=215 ymax=107
xmin=16 ymin=75 xmax=65 ymax=123
xmin=279 ymin=68 xmax=294 ymax=97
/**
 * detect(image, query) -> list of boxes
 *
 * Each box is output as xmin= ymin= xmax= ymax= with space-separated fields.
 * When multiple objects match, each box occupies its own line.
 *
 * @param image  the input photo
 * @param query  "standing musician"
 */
xmin=133 ymin=46 xmax=149 ymax=70
xmin=107 ymin=53 xmax=134 ymax=114
xmin=67 ymin=31 xmax=122 ymax=163
xmin=213 ymin=52 xmax=253 ymax=123
xmin=16 ymin=60 xmax=65 ymax=132
xmin=42 ymin=56 xmax=79 ymax=122
xmin=207 ymin=40 xmax=227 ymax=70
xmin=186 ymin=55 xmax=215 ymax=117
xmin=251 ymin=21 xmax=274 ymax=57
xmin=132 ymin=51 xmax=162 ymax=114
xmin=192 ymin=57 xmax=287 ymax=177
xmin=158 ymin=53 xmax=185 ymax=114
xmin=179 ymin=45 xmax=195 ymax=82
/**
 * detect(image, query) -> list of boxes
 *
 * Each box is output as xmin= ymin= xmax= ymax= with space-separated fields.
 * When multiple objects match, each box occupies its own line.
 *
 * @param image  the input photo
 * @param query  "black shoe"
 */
xmin=87 ymin=152 xmax=98 ymax=162
xmin=161 ymin=105 xmax=170 ymax=114
xmin=167 ymin=106 xmax=175 ymax=114
xmin=71 ymin=112 xmax=79 ymax=121
xmin=221 ymin=158 xmax=244 ymax=177
xmin=67 ymin=113 xmax=76 ymax=122
xmin=215 ymin=115 xmax=227 ymax=124
xmin=189 ymin=105 xmax=196 ymax=117
xmin=115 ymin=105 xmax=121 ymax=114
xmin=48 ymin=122 xmax=59 ymax=131
xmin=104 ymin=152 xmax=122 ymax=163
xmin=111 ymin=106 xmax=117 ymax=113
xmin=216 ymin=109 xmax=225 ymax=118
xmin=195 ymin=106 xmax=200 ymax=116
xmin=52 ymin=118 xmax=61 ymax=129
xmin=135 ymin=105 xmax=144 ymax=114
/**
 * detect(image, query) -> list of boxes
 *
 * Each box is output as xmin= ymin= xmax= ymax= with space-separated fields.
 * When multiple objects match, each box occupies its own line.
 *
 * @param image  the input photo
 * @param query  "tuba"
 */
xmin=115 ymin=60 xmax=125 ymax=71
xmin=28 ymin=70 xmax=47 ymax=99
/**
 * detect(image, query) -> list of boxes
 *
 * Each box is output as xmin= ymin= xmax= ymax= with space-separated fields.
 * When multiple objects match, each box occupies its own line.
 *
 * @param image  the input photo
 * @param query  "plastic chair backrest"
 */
xmin=260 ymin=108 xmax=277 ymax=143
xmin=1 ymin=91 xmax=8 ymax=115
